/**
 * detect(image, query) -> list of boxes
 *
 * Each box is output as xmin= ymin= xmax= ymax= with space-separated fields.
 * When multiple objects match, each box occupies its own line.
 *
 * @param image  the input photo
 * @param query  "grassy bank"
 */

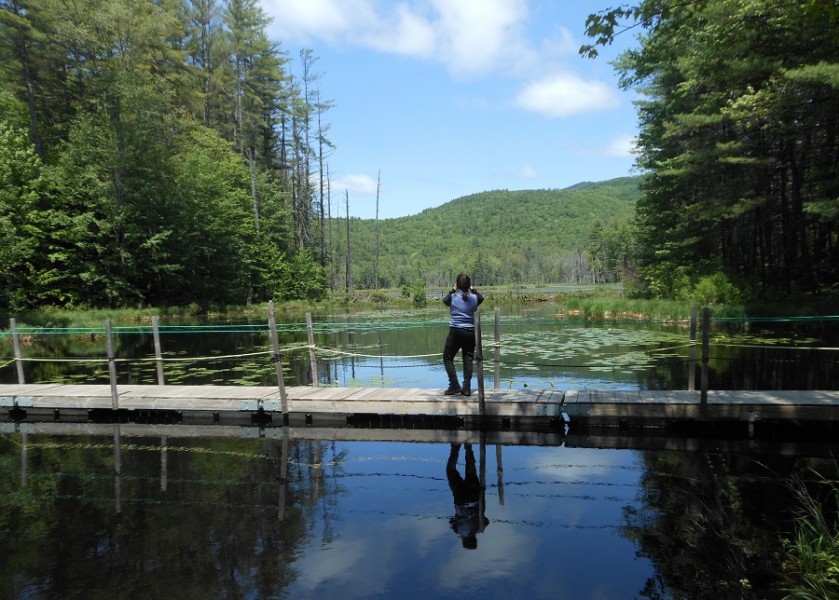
xmin=782 ymin=477 xmax=839 ymax=599
xmin=2 ymin=285 xmax=837 ymax=329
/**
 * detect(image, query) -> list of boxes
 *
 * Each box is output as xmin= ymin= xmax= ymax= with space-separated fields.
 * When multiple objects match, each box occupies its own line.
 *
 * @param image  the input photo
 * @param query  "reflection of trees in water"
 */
xmin=621 ymin=451 xmax=827 ymax=599
xmin=6 ymin=317 xmax=838 ymax=390
xmin=0 ymin=434 xmax=347 ymax=599
xmin=288 ymin=439 xmax=347 ymax=547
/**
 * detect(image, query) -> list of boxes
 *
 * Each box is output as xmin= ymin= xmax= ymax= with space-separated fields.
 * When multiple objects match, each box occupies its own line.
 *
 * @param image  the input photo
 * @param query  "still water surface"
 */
xmin=2 ymin=306 xmax=839 ymax=598
xmin=3 ymin=431 xmax=833 ymax=599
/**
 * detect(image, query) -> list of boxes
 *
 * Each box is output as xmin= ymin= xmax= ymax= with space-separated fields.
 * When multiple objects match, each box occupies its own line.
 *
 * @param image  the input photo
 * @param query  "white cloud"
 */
xmin=603 ymin=134 xmax=637 ymax=157
xmin=430 ymin=0 xmax=533 ymax=76
xmin=360 ymin=4 xmax=437 ymax=58
xmin=514 ymin=72 xmax=619 ymax=118
xmin=333 ymin=173 xmax=379 ymax=194
xmin=519 ymin=165 xmax=538 ymax=179
xmin=262 ymin=0 xmax=568 ymax=78
xmin=262 ymin=0 xmax=376 ymax=43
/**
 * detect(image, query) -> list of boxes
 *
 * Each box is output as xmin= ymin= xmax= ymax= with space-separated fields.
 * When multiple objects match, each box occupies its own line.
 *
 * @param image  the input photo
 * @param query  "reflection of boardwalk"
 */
xmin=2 ymin=384 xmax=839 ymax=426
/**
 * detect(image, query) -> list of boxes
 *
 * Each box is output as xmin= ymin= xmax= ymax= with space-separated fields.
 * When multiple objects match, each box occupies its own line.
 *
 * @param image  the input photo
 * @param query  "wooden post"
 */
xmin=478 ymin=431 xmax=488 ymax=534
xmin=495 ymin=444 xmax=505 ymax=506
xmin=278 ymin=431 xmax=288 ymax=521
xmin=268 ymin=301 xmax=289 ymax=416
xmin=493 ymin=307 xmax=501 ymax=390
xmin=21 ymin=432 xmax=28 ymax=488
xmin=105 ymin=320 xmax=119 ymax=409
xmin=9 ymin=318 xmax=25 ymax=384
xmin=152 ymin=316 xmax=165 ymax=385
xmin=688 ymin=306 xmax=697 ymax=391
xmin=701 ymin=307 xmax=710 ymax=407
xmin=160 ymin=436 xmax=168 ymax=492
xmin=306 ymin=312 xmax=319 ymax=387
xmin=113 ymin=424 xmax=122 ymax=514
xmin=475 ymin=311 xmax=486 ymax=415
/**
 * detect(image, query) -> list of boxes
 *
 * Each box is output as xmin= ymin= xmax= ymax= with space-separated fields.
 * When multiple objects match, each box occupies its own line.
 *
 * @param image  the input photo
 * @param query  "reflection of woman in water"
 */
xmin=446 ymin=443 xmax=489 ymax=549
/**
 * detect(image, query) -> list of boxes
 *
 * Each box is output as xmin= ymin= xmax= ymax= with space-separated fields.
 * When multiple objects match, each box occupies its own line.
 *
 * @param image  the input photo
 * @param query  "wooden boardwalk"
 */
xmin=2 ymin=383 xmax=839 ymax=428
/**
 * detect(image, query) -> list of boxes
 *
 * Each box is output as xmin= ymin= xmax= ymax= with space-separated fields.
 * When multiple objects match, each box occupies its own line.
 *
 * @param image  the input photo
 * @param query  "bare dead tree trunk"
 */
xmin=327 ymin=166 xmax=336 ymax=290
xmin=374 ymin=170 xmax=381 ymax=289
xmin=345 ymin=190 xmax=352 ymax=293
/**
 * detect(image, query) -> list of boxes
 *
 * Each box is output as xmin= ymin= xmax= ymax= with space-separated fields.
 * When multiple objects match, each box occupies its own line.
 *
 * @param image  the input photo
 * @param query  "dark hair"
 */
xmin=455 ymin=273 xmax=471 ymax=299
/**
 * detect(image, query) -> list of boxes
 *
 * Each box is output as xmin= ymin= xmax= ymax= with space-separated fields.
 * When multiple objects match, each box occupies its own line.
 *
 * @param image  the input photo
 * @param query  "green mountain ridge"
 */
xmin=330 ymin=176 xmax=640 ymax=289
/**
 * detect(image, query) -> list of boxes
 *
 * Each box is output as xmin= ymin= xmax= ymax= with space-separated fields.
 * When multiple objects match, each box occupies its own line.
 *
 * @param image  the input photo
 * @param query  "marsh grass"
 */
xmin=3 ymin=284 xmax=836 ymax=330
xmin=783 ymin=479 xmax=839 ymax=600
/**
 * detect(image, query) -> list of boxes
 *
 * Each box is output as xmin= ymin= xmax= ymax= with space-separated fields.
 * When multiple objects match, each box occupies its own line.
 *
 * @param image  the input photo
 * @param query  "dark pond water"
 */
xmin=2 ymin=306 xmax=839 ymax=599
xmin=3 ymin=305 xmax=838 ymax=391
xmin=2 ymin=429 xmax=838 ymax=599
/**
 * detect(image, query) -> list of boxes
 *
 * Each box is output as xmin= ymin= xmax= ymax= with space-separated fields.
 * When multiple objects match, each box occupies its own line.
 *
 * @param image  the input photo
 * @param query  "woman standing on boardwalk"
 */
xmin=442 ymin=273 xmax=484 ymax=396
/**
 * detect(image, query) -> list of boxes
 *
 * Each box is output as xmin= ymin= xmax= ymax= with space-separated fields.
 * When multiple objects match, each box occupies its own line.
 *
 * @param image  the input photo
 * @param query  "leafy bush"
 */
xmin=680 ymin=273 xmax=743 ymax=306
xmin=272 ymin=251 xmax=328 ymax=303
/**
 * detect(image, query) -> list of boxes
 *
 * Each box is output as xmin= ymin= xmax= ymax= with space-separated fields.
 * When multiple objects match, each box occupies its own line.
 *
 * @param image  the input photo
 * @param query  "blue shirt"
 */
xmin=444 ymin=289 xmax=484 ymax=328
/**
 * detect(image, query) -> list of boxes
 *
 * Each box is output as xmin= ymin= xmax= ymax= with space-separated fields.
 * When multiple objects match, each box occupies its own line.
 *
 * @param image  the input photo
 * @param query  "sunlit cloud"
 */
xmin=262 ymin=0 xmax=577 ymax=78
xmin=527 ymin=447 xmax=639 ymax=482
xmin=519 ymin=165 xmax=538 ymax=179
xmin=333 ymin=173 xmax=379 ymax=194
xmin=262 ymin=0 xmax=376 ymax=43
xmin=567 ymin=134 xmax=638 ymax=159
xmin=514 ymin=73 xmax=620 ymax=118
xmin=603 ymin=134 xmax=638 ymax=157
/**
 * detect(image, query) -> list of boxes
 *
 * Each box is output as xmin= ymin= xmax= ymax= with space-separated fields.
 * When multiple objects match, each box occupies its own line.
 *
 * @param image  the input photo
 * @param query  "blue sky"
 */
xmin=260 ymin=0 xmax=640 ymax=220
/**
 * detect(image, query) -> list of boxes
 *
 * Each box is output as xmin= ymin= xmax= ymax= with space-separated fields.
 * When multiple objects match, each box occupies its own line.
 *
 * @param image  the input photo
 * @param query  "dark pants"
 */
xmin=443 ymin=327 xmax=475 ymax=387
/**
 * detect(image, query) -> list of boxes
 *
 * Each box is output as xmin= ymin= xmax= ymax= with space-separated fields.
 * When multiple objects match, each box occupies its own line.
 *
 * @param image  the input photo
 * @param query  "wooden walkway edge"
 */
xmin=2 ymin=384 xmax=839 ymax=428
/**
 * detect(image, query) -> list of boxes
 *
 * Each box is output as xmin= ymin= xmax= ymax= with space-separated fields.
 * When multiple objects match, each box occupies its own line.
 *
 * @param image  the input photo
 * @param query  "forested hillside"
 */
xmin=330 ymin=177 xmax=639 ymax=290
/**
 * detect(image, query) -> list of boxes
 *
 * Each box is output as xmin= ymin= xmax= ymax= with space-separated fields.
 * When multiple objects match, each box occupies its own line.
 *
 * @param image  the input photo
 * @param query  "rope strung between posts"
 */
xmin=314 ymin=346 xmax=443 ymax=360
xmin=2 ymin=339 xmax=837 ymax=371
xmin=712 ymin=343 xmax=839 ymax=351
xmin=2 ymin=341 xmax=834 ymax=367
xmin=3 ymin=312 xmax=839 ymax=339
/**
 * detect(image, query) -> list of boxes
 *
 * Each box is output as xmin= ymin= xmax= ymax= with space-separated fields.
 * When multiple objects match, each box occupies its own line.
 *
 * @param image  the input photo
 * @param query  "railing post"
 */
xmin=113 ymin=424 xmax=122 ymax=514
xmin=160 ymin=436 xmax=168 ymax=492
xmin=279 ymin=431 xmax=288 ymax=521
xmin=9 ymin=318 xmax=25 ymax=384
xmin=152 ymin=316 xmax=165 ymax=385
xmin=105 ymin=320 xmax=119 ymax=409
xmin=475 ymin=311 xmax=485 ymax=415
xmin=701 ymin=307 xmax=710 ymax=408
xmin=268 ymin=301 xmax=289 ymax=417
xmin=688 ymin=305 xmax=697 ymax=391
xmin=306 ymin=312 xmax=319 ymax=387
xmin=493 ymin=307 xmax=500 ymax=390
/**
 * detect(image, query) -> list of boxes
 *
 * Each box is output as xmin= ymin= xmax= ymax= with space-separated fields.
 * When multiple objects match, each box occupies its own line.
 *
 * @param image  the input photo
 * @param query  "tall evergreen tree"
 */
xmin=584 ymin=0 xmax=839 ymax=298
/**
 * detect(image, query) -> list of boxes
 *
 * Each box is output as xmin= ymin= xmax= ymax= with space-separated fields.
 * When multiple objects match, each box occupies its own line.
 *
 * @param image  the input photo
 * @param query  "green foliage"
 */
xmin=398 ymin=282 xmax=427 ymax=307
xmin=586 ymin=0 xmax=839 ymax=299
xmin=333 ymin=177 xmax=639 ymax=290
xmin=0 ymin=117 xmax=43 ymax=310
xmin=0 ymin=0 xmax=328 ymax=310
xmin=271 ymin=250 xmax=328 ymax=303
xmin=783 ymin=482 xmax=839 ymax=600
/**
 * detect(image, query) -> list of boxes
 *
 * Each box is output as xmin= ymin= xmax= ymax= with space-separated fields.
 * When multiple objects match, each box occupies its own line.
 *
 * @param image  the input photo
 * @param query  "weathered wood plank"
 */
xmin=2 ymin=385 xmax=839 ymax=425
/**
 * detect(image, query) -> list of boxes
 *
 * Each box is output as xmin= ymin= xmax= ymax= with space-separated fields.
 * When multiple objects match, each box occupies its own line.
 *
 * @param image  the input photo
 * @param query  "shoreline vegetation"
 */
xmin=2 ymin=285 xmax=837 ymax=329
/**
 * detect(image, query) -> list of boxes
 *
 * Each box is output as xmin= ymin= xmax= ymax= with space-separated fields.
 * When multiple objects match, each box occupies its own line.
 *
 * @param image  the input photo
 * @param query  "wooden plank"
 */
xmin=2 ymin=384 xmax=839 ymax=423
